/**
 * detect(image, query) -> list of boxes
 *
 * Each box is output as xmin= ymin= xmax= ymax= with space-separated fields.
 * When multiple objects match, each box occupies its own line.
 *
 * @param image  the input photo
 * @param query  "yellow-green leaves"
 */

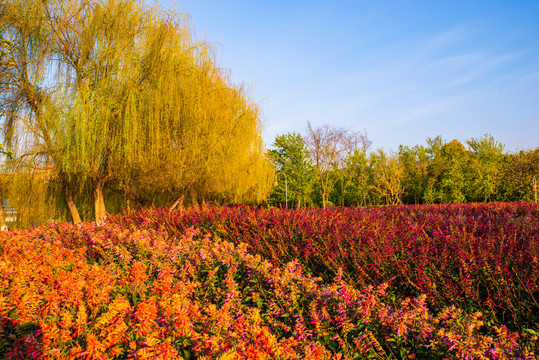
xmin=1 ymin=0 xmax=271 ymax=225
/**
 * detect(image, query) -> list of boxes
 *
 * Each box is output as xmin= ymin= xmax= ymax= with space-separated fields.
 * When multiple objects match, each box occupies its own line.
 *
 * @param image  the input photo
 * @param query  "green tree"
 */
xmin=425 ymin=138 xmax=471 ymax=203
xmin=342 ymin=150 xmax=371 ymax=206
xmin=498 ymin=149 xmax=539 ymax=202
xmin=398 ymin=144 xmax=430 ymax=204
xmin=269 ymin=133 xmax=315 ymax=208
xmin=466 ymin=134 xmax=506 ymax=202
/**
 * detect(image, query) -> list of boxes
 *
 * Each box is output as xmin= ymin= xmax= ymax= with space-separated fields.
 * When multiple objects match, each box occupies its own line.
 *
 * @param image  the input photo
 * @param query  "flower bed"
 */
xmin=114 ymin=203 xmax=539 ymax=332
xmin=0 ymin=203 xmax=538 ymax=358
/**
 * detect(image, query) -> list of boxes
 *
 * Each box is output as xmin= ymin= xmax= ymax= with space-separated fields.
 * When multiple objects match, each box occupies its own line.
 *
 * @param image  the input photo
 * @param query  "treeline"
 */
xmin=269 ymin=125 xmax=539 ymax=208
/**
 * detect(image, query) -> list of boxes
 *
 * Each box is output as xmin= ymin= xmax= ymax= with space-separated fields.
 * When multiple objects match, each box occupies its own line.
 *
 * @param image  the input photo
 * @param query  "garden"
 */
xmin=1 ymin=202 xmax=538 ymax=359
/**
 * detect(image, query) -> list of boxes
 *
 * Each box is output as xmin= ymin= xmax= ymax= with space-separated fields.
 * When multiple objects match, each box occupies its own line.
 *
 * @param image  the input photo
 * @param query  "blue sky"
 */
xmin=159 ymin=0 xmax=539 ymax=152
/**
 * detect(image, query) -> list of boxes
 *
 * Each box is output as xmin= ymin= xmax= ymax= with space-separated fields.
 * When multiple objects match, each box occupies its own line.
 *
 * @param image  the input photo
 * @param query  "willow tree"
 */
xmin=0 ymin=0 xmax=81 ymax=223
xmin=1 ymin=0 xmax=271 ymax=224
xmin=120 ymin=60 xmax=273 ymax=210
xmin=166 ymin=66 xmax=272 ymax=206
xmin=46 ymin=0 xmax=172 ymax=222
xmin=65 ymin=0 xmax=274 ymax=211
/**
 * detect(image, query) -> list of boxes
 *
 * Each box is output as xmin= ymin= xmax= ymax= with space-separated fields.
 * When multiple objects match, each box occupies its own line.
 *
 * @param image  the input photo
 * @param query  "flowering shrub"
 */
xmin=112 ymin=202 xmax=539 ymax=333
xmin=0 ymin=203 xmax=537 ymax=358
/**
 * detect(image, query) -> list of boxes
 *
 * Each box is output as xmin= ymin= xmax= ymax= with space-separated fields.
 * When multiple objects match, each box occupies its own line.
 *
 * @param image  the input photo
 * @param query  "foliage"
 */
xmin=0 ymin=167 xmax=57 ymax=229
xmin=465 ymin=134 xmax=506 ymax=202
xmin=341 ymin=150 xmax=371 ymax=206
xmin=1 ymin=204 xmax=537 ymax=358
xmin=0 ymin=0 xmax=271 ymax=225
xmin=285 ymin=131 xmax=537 ymax=208
xmin=305 ymin=124 xmax=371 ymax=208
xmin=269 ymin=133 xmax=315 ymax=208
xmin=498 ymin=149 xmax=539 ymax=203
xmin=398 ymin=144 xmax=430 ymax=205
xmin=426 ymin=139 xmax=470 ymax=203
xmin=368 ymin=150 xmax=404 ymax=205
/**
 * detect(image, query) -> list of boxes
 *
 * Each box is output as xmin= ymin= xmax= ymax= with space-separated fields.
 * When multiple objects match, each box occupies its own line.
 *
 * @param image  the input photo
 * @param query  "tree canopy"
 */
xmin=269 ymin=128 xmax=537 ymax=209
xmin=269 ymin=132 xmax=315 ymax=208
xmin=0 ymin=0 xmax=271 ymax=227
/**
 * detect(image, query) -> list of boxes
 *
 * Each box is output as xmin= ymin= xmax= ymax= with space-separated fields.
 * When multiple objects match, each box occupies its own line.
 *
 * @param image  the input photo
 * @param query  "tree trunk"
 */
xmin=170 ymin=194 xmax=185 ymax=211
xmin=63 ymin=182 xmax=82 ymax=224
xmin=94 ymin=179 xmax=107 ymax=224
xmin=189 ymin=188 xmax=198 ymax=208
xmin=0 ymin=204 xmax=8 ymax=231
